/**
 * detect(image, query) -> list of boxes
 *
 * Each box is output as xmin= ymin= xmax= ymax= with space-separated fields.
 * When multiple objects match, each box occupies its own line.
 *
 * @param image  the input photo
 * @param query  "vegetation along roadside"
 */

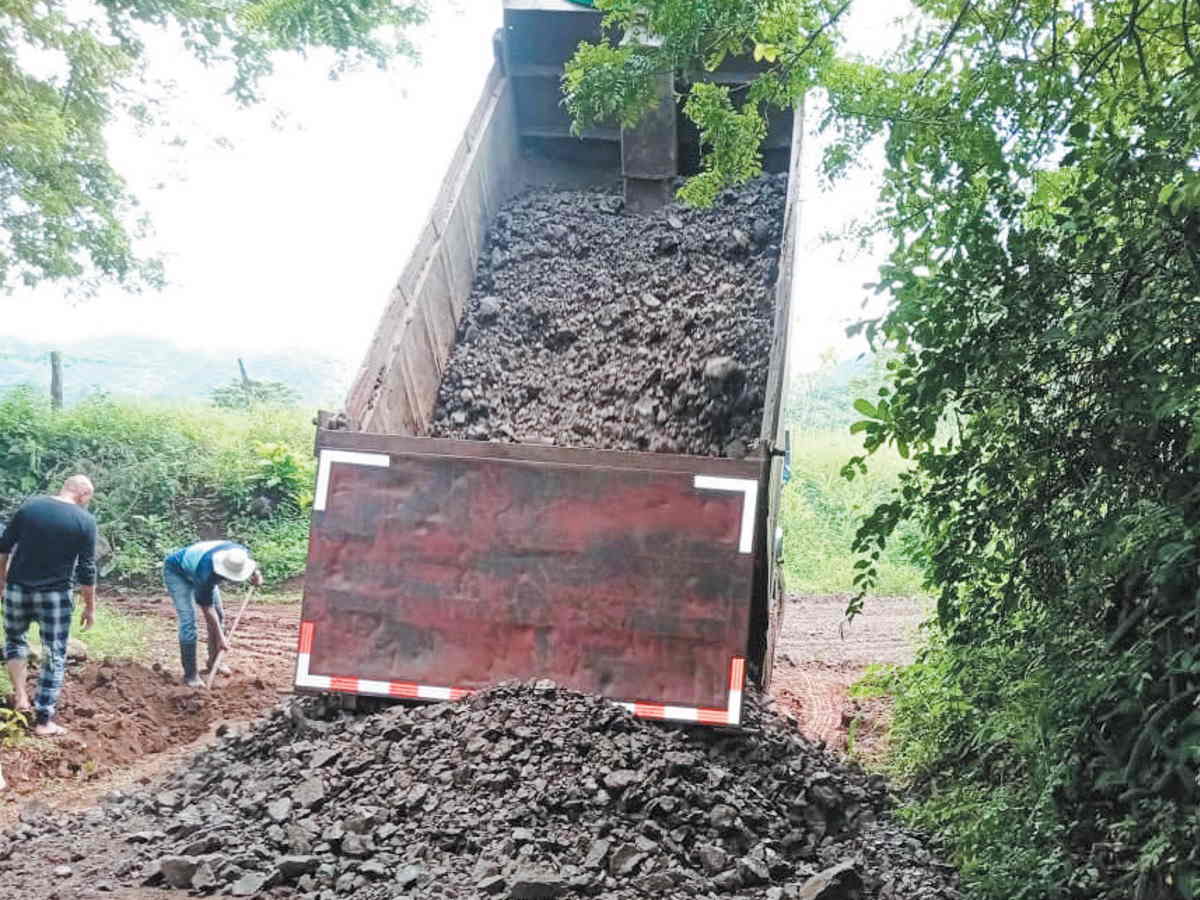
xmin=0 ymin=387 xmax=316 ymax=586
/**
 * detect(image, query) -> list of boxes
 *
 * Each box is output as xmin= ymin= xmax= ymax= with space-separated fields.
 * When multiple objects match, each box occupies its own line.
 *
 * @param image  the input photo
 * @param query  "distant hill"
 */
xmin=0 ymin=336 xmax=352 ymax=408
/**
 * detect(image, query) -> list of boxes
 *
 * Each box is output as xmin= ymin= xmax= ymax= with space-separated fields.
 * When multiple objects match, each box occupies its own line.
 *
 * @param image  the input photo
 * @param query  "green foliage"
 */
xmin=826 ymin=3 xmax=1200 ymax=898
xmin=234 ymin=515 xmax=310 ymax=584
xmin=677 ymin=83 xmax=767 ymax=207
xmin=782 ymin=356 xmax=924 ymax=597
xmin=562 ymin=41 xmax=660 ymax=134
xmin=863 ymin=622 xmax=1111 ymax=899
xmin=786 ymin=351 xmax=895 ymax=432
xmin=778 ymin=430 xmax=924 ymax=597
xmin=211 ymin=378 xmax=301 ymax=411
xmin=235 ymin=0 xmax=425 ymax=68
xmin=563 ymin=0 xmax=851 ymax=206
xmin=0 ymin=0 xmax=428 ymax=294
xmin=0 ymin=387 xmax=315 ymax=583
xmin=246 ymin=441 xmax=314 ymax=513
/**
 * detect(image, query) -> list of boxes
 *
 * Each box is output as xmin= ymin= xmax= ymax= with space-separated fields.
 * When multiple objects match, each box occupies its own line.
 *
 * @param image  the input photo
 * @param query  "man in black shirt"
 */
xmin=0 ymin=475 xmax=97 ymax=736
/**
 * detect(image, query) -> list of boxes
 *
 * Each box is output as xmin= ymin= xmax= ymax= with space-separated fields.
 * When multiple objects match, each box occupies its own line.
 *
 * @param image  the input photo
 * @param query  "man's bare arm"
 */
xmin=0 ymin=509 xmax=20 ymax=591
xmin=202 ymin=605 xmax=229 ymax=652
xmin=78 ymin=583 xmax=95 ymax=630
xmin=76 ymin=519 xmax=97 ymax=630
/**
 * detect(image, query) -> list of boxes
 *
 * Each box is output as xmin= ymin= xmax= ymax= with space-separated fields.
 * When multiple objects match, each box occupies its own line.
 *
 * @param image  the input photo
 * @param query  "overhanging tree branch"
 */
xmin=1183 ymin=0 xmax=1199 ymax=65
xmin=918 ymin=1 xmax=975 ymax=91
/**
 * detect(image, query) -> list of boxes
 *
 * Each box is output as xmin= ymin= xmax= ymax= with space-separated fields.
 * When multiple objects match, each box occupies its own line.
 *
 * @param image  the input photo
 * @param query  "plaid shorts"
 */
xmin=3 ymin=584 xmax=75 ymax=724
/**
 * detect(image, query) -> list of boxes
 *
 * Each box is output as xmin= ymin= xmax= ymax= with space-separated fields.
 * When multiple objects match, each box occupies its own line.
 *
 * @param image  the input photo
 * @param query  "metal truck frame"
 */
xmin=296 ymin=0 xmax=799 ymax=726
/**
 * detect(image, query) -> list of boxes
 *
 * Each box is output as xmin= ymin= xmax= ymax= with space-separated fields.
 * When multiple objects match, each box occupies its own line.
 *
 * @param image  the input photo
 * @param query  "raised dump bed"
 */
xmin=425 ymin=175 xmax=787 ymax=457
xmin=299 ymin=1 xmax=799 ymax=725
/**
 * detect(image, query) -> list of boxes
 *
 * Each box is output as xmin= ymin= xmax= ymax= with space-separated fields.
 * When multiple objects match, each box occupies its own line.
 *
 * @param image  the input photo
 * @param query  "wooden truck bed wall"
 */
xmin=297 ymin=1 xmax=800 ymax=726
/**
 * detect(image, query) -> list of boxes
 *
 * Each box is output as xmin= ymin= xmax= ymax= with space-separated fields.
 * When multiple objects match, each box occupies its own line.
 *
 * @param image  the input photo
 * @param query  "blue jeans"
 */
xmin=163 ymin=564 xmax=222 ymax=642
xmin=3 ymin=584 xmax=75 ymax=724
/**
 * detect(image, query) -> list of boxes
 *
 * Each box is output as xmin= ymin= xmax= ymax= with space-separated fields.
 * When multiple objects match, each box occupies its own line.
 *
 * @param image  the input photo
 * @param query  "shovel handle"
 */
xmin=206 ymin=585 xmax=256 ymax=689
xmin=204 ymin=650 xmax=226 ymax=690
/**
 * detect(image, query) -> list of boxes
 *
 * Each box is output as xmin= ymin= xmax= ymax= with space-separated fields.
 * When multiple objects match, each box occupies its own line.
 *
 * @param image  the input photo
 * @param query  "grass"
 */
xmin=257 ymin=586 xmax=304 ymax=605
xmin=0 ymin=599 xmax=150 ymax=697
xmin=779 ymin=429 xmax=926 ymax=596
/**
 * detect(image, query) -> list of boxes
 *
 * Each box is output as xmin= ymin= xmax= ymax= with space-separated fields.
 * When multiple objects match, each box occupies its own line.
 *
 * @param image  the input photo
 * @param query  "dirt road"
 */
xmin=0 ymin=590 xmax=300 ymax=823
xmin=109 ymin=589 xmax=301 ymax=675
xmin=769 ymin=593 xmax=929 ymax=750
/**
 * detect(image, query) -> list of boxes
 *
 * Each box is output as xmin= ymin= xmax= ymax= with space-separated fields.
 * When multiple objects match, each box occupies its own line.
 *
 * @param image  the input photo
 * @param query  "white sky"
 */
xmin=1 ymin=1 xmax=902 ymax=379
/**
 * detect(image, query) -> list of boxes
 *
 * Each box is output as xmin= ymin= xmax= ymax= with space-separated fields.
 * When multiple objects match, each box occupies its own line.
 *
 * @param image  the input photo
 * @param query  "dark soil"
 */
xmin=0 ymin=684 xmax=959 ymax=900
xmin=429 ymin=176 xmax=787 ymax=458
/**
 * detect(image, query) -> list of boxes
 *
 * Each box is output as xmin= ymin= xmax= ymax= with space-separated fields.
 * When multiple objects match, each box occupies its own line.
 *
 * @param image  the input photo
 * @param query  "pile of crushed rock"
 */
xmin=428 ymin=177 xmax=785 ymax=458
xmin=0 ymin=684 xmax=958 ymax=900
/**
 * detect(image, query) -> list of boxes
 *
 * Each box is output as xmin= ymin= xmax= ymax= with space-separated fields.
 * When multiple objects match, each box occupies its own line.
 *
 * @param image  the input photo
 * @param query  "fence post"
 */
xmin=50 ymin=351 xmax=63 ymax=410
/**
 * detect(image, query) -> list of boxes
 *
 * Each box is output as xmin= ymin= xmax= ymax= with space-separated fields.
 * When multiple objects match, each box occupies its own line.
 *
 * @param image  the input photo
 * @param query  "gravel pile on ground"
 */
xmin=3 ymin=684 xmax=962 ymax=899
xmin=428 ymin=176 xmax=786 ymax=458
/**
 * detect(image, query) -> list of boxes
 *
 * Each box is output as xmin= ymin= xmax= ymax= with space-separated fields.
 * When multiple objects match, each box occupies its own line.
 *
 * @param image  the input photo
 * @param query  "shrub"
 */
xmin=872 ymin=619 xmax=1109 ymax=899
xmin=232 ymin=516 xmax=311 ymax=584
xmin=211 ymin=378 xmax=300 ymax=410
xmin=0 ymin=388 xmax=315 ymax=584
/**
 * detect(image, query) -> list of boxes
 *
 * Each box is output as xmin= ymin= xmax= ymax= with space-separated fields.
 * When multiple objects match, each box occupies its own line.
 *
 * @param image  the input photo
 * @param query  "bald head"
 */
xmin=59 ymin=475 xmax=94 ymax=507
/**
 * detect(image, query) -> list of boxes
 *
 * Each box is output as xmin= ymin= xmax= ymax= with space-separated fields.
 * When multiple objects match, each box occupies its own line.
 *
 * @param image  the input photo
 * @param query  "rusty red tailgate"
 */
xmin=296 ymin=431 xmax=763 ymax=724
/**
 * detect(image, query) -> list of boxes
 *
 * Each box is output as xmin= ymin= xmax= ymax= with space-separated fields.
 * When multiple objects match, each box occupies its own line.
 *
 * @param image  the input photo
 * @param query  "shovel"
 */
xmin=206 ymin=585 xmax=256 ymax=689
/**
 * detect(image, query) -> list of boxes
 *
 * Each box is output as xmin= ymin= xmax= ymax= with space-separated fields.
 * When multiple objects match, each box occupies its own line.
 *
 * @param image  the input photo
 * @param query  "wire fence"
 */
xmin=0 ymin=345 xmax=351 ymax=408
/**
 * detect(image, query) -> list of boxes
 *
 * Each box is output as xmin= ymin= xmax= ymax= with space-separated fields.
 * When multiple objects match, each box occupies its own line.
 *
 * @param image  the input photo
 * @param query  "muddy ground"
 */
xmin=0 ymin=591 xmax=300 ymax=822
xmin=771 ymin=594 xmax=927 ymax=754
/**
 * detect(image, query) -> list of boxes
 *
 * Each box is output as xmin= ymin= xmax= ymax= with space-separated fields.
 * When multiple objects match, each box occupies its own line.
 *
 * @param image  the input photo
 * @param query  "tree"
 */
xmin=211 ymin=376 xmax=298 ymax=409
xmin=839 ymin=6 xmax=1200 ymax=897
xmin=562 ymin=0 xmax=852 ymax=206
xmin=1 ymin=0 xmax=428 ymax=294
xmin=784 ymin=349 xmax=894 ymax=432
xmin=567 ymin=2 xmax=1200 ymax=897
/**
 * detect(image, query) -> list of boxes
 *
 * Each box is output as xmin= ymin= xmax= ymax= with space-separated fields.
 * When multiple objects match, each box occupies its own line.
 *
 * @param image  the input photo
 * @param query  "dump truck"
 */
xmin=296 ymin=0 xmax=800 ymax=727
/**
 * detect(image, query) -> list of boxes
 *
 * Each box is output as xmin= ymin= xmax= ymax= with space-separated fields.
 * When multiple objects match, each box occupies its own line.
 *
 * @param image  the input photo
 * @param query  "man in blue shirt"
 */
xmin=0 ymin=475 xmax=97 ymax=736
xmin=163 ymin=540 xmax=262 ymax=687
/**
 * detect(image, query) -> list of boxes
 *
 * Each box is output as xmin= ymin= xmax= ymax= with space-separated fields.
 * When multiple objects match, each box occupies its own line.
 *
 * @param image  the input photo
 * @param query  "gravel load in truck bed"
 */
xmin=0 ymin=685 xmax=960 ymax=900
xmin=428 ymin=175 xmax=787 ymax=458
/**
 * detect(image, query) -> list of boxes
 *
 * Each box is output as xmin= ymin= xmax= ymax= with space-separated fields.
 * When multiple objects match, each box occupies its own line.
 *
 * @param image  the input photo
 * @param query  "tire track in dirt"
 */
xmin=770 ymin=594 xmax=928 ymax=750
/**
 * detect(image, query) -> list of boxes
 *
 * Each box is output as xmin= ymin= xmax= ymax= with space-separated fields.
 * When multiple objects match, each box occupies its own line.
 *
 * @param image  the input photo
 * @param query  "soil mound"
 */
xmin=429 ymin=177 xmax=786 ymax=458
xmin=19 ymin=684 xmax=964 ymax=899
xmin=1 ymin=658 xmax=277 ymax=792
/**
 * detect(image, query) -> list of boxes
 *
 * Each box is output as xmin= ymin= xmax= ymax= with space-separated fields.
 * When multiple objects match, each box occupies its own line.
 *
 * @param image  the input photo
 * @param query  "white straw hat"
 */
xmin=213 ymin=547 xmax=256 ymax=582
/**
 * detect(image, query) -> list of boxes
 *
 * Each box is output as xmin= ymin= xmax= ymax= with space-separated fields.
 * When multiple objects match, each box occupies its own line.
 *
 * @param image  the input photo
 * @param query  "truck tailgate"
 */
xmin=296 ymin=431 xmax=763 ymax=725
